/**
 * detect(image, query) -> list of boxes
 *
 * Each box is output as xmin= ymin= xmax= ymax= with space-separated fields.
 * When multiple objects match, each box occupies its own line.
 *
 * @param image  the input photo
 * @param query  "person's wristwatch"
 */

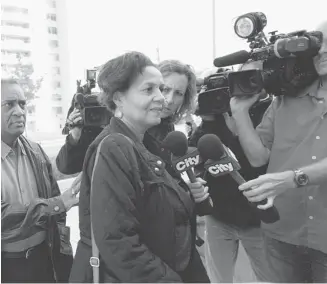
xmin=293 ymin=169 xmax=309 ymax=187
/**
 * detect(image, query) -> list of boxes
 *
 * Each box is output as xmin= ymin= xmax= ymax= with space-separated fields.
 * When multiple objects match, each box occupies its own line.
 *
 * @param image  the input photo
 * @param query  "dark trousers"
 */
xmin=264 ymin=235 xmax=327 ymax=283
xmin=1 ymin=242 xmax=55 ymax=283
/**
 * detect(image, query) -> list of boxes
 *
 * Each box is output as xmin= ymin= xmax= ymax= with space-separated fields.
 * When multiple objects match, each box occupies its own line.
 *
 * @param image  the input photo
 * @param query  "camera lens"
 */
xmin=237 ymin=74 xmax=259 ymax=93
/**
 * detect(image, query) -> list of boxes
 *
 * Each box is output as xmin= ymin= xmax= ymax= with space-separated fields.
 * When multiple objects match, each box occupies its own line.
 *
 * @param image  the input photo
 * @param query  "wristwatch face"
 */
xmin=296 ymin=172 xmax=309 ymax=186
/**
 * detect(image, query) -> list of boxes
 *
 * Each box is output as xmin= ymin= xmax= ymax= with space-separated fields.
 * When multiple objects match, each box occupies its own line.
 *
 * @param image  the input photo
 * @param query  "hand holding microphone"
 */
xmin=162 ymin=131 xmax=213 ymax=214
xmin=186 ymin=177 xmax=209 ymax=203
xmin=197 ymin=133 xmax=280 ymax=224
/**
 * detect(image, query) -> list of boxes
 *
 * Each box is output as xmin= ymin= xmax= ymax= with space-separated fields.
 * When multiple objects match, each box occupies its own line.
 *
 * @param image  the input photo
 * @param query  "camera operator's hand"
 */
xmin=230 ymin=90 xmax=265 ymax=114
xmin=67 ymin=108 xmax=83 ymax=143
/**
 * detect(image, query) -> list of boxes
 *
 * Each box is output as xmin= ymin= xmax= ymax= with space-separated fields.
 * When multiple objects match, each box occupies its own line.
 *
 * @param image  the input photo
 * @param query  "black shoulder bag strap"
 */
xmin=89 ymin=133 xmax=135 ymax=283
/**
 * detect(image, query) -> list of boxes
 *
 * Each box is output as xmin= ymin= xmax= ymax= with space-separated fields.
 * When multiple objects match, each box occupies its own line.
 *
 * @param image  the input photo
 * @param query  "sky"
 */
xmin=65 ymin=0 xmax=326 ymax=81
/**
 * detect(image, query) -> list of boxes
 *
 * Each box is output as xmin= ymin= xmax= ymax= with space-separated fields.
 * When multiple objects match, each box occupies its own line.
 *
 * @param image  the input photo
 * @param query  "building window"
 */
xmin=50 ymin=53 xmax=60 ymax=61
xmin=47 ymin=0 xmax=56 ymax=8
xmin=52 ymin=106 xmax=63 ymax=115
xmin=21 ymin=51 xmax=31 ymax=57
xmin=48 ymin=27 xmax=58 ymax=34
xmin=49 ymin=40 xmax=59 ymax=48
xmin=47 ymin=13 xmax=57 ymax=21
xmin=1 ymin=6 xmax=28 ymax=14
xmin=52 ymin=93 xmax=62 ymax=100
xmin=52 ymin=81 xmax=61 ymax=88
xmin=2 ymin=21 xmax=29 ymax=29
xmin=27 ymin=105 xmax=35 ymax=114
xmin=2 ymin=35 xmax=30 ymax=44
xmin=52 ymin=67 xmax=60 ymax=75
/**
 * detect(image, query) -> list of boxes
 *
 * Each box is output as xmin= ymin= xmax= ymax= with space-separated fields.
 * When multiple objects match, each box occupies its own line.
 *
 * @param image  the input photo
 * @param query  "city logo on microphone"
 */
xmin=172 ymin=149 xmax=202 ymax=173
xmin=204 ymin=156 xmax=241 ymax=177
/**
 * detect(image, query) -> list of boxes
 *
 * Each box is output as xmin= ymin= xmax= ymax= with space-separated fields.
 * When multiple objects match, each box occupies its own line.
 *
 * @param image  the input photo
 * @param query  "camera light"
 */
xmin=234 ymin=12 xmax=267 ymax=39
xmin=234 ymin=17 xmax=255 ymax=38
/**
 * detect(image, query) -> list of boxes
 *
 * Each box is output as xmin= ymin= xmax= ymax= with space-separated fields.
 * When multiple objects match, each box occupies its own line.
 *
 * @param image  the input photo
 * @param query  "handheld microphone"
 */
xmin=197 ymin=134 xmax=280 ymax=224
xmin=213 ymin=50 xmax=250 ymax=67
xmin=162 ymin=131 xmax=213 ymax=214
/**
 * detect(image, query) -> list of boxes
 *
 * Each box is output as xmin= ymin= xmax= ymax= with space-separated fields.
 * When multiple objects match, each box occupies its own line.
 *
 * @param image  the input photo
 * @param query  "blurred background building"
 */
xmin=1 ymin=0 xmax=71 ymax=138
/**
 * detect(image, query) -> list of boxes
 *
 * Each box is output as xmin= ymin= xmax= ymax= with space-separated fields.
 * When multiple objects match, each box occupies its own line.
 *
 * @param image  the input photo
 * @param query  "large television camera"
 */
xmin=63 ymin=69 xmax=111 ymax=134
xmin=197 ymin=69 xmax=231 ymax=115
xmin=197 ymin=12 xmax=323 ymax=115
xmin=73 ymin=69 xmax=111 ymax=127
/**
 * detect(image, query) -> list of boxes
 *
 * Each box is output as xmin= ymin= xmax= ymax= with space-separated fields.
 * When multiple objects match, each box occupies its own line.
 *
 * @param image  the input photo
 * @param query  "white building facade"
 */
xmin=1 ymin=0 xmax=72 ymax=137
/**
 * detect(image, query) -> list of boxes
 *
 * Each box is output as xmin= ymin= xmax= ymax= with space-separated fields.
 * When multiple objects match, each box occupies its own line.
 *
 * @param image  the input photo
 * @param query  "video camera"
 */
xmin=197 ymin=12 xmax=323 ymax=115
xmin=197 ymin=69 xmax=231 ymax=115
xmin=72 ymin=69 xmax=111 ymax=127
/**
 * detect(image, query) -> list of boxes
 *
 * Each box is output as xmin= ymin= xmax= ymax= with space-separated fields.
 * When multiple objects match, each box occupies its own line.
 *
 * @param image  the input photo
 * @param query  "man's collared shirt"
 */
xmin=256 ymin=79 xmax=327 ymax=253
xmin=1 ymin=139 xmax=39 ymax=206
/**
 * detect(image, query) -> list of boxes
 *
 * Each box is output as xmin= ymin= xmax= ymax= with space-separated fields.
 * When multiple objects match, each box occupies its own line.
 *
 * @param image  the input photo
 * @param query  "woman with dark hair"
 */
xmin=69 ymin=52 xmax=209 ymax=283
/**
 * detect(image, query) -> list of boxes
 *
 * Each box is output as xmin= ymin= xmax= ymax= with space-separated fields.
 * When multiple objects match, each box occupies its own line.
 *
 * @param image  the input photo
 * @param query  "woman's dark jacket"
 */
xmin=189 ymin=98 xmax=272 ymax=228
xmin=69 ymin=118 xmax=209 ymax=283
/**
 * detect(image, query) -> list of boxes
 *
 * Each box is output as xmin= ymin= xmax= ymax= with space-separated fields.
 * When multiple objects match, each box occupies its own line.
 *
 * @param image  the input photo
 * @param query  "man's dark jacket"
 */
xmin=1 ymin=136 xmax=73 ymax=282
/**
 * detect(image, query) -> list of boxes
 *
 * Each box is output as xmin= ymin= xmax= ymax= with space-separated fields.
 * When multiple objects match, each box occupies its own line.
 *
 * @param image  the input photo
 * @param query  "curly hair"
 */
xmin=157 ymin=60 xmax=197 ymax=123
xmin=97 ymin=51 xmax=155 ymax=112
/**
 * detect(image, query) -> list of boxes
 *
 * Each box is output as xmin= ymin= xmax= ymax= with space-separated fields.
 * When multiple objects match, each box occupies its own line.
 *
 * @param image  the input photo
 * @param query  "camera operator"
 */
xmin=56 ymin=93 xmax=104 ymax=175
xmin=231 ymin=20 xmax=327 ymax=283
xmin=189 ymin=65 xmax=272 ymax=282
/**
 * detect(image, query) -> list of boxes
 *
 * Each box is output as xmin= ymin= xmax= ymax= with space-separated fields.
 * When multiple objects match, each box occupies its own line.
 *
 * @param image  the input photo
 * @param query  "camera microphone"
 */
xmin=197 ymin=133 xmax=280 ymax=224
xmin=162 ymin=131 xmax=213 ymax=215
xmin=213 ymin=50 xmax=250 ymax=67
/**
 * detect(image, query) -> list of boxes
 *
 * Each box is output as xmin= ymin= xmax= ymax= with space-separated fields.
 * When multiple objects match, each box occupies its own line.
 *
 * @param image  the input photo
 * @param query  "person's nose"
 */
xmin=12 ymin=104 xmax=25 ymax=117
xmin=164 ymin=90 xmax=174 ymax=106
xmin=154 ymin=87 xmax=165 ymax=104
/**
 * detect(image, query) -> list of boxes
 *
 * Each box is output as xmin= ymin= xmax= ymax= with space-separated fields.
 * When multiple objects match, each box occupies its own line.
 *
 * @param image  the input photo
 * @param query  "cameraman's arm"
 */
xmin=231 ymin=94 xmax=276 ymax=167
xmin=56 ymin=131 xmax=87 ymax=175
xmin=56 ymin=108 xmax=86 ymax=175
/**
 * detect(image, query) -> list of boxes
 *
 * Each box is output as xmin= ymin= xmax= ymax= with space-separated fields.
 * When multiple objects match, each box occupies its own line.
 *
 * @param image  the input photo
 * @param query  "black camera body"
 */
xmin=71 ymin=69 xmax=111 ymax=128
xmin=197 ymin=13 xmax=322 ymax=116
xmin=74 ymin=93 xmax=111 ymax=127
xmin=228 ymin=26 xmax=322 ymax=97
xmin=197 ymin=70 xmax=231 ymax=115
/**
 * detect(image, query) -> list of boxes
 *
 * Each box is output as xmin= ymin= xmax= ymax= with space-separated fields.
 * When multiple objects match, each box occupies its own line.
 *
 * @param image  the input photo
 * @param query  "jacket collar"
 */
xmin=108 ymin=117 xmax=144 ymax=146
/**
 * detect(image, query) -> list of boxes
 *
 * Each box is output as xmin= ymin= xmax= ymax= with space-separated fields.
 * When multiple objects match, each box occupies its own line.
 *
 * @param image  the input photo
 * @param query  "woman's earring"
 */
xmin=116 ymin=108 xmax=123 ymax=119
